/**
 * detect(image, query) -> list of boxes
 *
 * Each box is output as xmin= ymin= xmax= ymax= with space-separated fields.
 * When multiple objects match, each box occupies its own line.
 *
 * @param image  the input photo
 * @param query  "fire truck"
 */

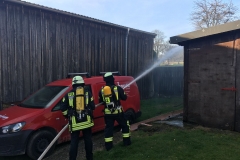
xmin=0 ymin=72 xmax=141 ymax=159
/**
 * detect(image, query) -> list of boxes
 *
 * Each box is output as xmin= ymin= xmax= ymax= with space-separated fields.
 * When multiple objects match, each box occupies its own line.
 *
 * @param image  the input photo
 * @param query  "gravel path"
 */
xmin=1 ymin=128 xmax=123 ymax=160
xmin=44 ymin=128 xmax=123 ymax=160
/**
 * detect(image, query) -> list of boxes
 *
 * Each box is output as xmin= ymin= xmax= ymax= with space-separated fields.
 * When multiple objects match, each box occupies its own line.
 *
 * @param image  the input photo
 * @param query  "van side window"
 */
xmin=52 ymin=100 xmax=62 ymax=111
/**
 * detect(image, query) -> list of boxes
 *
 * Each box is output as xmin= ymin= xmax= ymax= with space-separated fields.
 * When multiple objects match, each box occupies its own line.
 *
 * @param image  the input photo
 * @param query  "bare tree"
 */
xmin=190 ymin=0 xmax=239 ymax=29
xmin=152 ymin=30 xmax=173 ymax=58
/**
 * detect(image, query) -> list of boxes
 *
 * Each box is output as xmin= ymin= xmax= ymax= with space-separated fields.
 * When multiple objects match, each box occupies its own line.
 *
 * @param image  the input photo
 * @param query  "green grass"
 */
xmin=93 ymin=124 xmax=240 ymax=160
xmin=93 ymin=97 xmax=240 ymax=160
xmin=137 ymin=96 xmax=183 ymax=122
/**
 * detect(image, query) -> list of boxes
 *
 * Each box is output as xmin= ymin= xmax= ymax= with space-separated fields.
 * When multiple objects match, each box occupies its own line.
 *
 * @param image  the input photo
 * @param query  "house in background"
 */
xmin=170 ymin=20 xmax=240 ymax=132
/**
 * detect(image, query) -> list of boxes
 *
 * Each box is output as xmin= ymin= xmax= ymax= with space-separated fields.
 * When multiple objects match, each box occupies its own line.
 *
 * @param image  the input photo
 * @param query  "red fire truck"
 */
xmin=0 ymin=72 xmax=141 ymax=159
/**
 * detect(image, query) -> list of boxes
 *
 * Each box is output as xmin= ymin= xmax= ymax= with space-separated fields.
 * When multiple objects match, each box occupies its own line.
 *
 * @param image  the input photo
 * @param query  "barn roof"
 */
xmin=169 ymin=20 xmax=240 ymax=45
xmin=4 ymin=0 xmax=156 ymax=37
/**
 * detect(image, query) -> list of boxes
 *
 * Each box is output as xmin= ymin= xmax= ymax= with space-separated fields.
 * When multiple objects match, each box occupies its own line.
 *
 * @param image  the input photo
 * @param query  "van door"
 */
xmin=91 ymin=82 xmax=106 ymax=132
xmin=51 ymin=100 xmax=70 ymax=143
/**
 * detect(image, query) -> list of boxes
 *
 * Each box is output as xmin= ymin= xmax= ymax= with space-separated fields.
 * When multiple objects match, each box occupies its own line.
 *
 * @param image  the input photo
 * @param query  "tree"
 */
xmin=190 ymin=0 xmax=239 ymax=29
xmin=152 ymin=30 xmax=173 ymax=58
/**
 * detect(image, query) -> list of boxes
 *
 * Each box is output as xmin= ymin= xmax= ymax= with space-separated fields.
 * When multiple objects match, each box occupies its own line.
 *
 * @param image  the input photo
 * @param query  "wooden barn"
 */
xmin=0 ymin=0 xmax=156 ymax=103
xmin=170 ymin=20 xmax=240 ymax=132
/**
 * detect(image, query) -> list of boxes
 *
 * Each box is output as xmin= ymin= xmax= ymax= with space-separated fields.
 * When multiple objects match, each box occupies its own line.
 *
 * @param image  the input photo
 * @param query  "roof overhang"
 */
xmin=170 ymin=20 xmax=240 ymax=45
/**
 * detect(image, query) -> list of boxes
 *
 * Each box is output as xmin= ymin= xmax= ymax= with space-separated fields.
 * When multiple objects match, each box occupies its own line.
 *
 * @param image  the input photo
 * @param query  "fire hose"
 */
xmin=37 ymin=102 xmax=103 ymax=160
xmin=38 ymin=84 xmax=131 ymax=160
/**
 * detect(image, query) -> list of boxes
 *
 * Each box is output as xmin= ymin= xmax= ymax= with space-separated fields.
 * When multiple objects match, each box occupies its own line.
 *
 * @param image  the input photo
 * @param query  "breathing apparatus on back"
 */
xmin=102 ymin=72 xmax=120 ymax=113
xmin=103 ymin=86 xmax=115 ymax=110
xmin=72 ymin=76 xmax=87 ymax=119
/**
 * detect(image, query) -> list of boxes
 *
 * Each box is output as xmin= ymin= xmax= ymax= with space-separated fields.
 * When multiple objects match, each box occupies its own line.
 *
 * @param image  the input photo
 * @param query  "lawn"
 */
xmin=93 ymin=96 xmax=240 ymax=160
xmin=137 ymin=96 xmax=183 ymax=122
xmin=93 ymin=122 xmax=240 ymax=160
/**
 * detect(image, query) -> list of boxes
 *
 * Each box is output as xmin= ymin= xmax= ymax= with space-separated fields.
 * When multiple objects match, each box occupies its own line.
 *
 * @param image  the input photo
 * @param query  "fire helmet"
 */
xmin=72 ymin=76 xmax=84 ymax=85
xmin=103 ymin=72 xmax=114 ymax=82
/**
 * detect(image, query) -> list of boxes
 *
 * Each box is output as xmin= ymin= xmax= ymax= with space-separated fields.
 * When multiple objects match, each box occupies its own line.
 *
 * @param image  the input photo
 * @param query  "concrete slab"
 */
xmin=130 ymin=109 xmax=183 ymax=131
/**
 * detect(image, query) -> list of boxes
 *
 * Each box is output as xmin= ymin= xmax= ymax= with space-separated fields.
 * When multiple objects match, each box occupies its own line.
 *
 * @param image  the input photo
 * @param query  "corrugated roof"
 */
xmin=4 ymin=0 xmax=156 ymax=36
xmin=169 ymin=20 xmax=240 ymax=44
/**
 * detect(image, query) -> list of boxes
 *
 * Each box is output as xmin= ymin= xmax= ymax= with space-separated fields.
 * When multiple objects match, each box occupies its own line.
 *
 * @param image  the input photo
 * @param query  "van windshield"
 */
xmin=19 ymin=86 xmax=68 ymax=108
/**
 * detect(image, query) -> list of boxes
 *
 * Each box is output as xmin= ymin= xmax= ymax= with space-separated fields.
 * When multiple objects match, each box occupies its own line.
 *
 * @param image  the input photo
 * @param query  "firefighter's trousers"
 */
xmin=104 ymin=113 xmax=131 ymax=150
xmin=69 ymin=128 xmax=93 ymax=160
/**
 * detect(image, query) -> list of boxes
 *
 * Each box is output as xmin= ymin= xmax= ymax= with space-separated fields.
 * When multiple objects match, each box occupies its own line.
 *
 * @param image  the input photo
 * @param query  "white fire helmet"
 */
xmin=72 ymin=76 xmax=84 ymax=85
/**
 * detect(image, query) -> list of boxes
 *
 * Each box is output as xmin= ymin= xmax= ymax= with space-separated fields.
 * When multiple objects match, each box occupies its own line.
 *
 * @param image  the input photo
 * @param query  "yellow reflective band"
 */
xmin=72 ymin=122 xmax=94 ymax=129
xmin=85 ymin=92 xmax=89 ymax=105
xmin=72 ymin=116 xmax=76 ymax=124
xmin=105 ymin=97 xmax=110 ymax=103
xmin=101 ymin=89 xmax=105 ymax=99
xmin=68 ymin=92 xmax=74 ymax=107
xmin=122 ymin=133 xmax=130 ymax=138
xmin=62 ymin=97 xmax=65 ymax=102
xmin=113 ymin=86 xmax=118 ymax=100
xmin=72 ymin=119 xmax=94 ymax=126
xmin=72 ymin=124 xmax=94 ymax=131
xmin=68 ymin=92 xmax=74 ymax=96
xmin=69 ymin=99 xmax=73 ymax=107
xmin=105 ymin=137 xmax=113 ymax=142
xmin=104 ymin=108 xmax=122 ymax=114
xmin=127 ymin=120 xmax=131 ymax=136
xmin=70 ymin=115 xmax=94 ymax=131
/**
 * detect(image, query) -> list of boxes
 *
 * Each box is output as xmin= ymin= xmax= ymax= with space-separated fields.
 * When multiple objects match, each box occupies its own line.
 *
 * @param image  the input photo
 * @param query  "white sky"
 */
xmin=23 ymin=0 xmax=240 ymax=40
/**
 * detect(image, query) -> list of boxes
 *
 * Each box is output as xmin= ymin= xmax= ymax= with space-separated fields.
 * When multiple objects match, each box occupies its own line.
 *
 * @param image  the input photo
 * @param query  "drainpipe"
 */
xmin=125 ymin=28 xmax=130 ymax=76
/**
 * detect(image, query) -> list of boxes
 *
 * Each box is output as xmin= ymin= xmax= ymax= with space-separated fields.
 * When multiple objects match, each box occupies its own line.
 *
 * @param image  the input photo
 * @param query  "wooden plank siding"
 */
xmin=153 ymin=66 xmax=184 ymax=96
xmin=0 ymin=1 xmax=155 ymax=103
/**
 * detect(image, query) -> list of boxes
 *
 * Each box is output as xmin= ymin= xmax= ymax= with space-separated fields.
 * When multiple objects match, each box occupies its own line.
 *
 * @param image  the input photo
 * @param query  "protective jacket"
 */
xmin=61 ymin=85 xmax=95 ymax=132
xmin=98 ymin=82 xmax=130 ymax=150
xmin=98 ymin=83 xmax=127 ymax=115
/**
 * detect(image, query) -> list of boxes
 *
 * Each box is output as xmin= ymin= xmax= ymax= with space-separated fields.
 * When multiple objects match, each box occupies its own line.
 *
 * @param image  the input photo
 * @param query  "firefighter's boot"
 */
xmin=105 ymin=142 xmax=113 ymax=151
xmin=123 ymin=137 xmax=131 ymax=146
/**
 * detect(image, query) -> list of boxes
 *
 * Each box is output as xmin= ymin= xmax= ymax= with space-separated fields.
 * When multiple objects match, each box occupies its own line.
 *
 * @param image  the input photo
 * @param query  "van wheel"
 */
xmin=125 ymin=110 xmax=136 ymax=125
xmin=27 ymin=130 xmax=56 ymax=160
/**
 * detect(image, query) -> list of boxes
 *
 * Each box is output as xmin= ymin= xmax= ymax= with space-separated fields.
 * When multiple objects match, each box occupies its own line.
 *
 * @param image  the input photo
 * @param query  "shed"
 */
xmin=0 ymin=0 xmax=156 ymax=103
xmin=170 ymin=20 xmax=240 ymax=131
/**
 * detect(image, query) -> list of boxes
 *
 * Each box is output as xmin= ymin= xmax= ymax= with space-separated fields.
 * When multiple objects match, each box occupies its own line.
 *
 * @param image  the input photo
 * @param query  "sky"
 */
xmin=23 ymin=0 xmax=240 ymax=41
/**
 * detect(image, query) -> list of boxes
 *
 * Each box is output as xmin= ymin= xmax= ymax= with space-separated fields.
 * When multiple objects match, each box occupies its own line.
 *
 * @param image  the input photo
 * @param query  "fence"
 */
xmin=153 ymin=66 xmax=184 ymax=96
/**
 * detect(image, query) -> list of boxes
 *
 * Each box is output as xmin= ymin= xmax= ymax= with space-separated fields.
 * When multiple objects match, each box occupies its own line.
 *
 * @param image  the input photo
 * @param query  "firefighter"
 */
xmin=61 ymin=76 xmax=95 ymax=160
xmin=98 ymin=72 xmax=131 ymax=151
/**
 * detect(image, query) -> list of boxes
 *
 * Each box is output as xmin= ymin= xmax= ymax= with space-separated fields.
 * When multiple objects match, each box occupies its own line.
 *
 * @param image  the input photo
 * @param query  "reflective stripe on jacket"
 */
xmin=62 ymin=90 xmax=94 ymax=131
xmin=101 ymin=86 xmax=123 ymax=115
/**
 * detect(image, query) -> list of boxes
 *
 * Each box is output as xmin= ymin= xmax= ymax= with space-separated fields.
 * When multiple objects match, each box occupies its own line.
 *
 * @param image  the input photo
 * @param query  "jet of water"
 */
xmin=123 ymin=46 xmax=183 ymax=89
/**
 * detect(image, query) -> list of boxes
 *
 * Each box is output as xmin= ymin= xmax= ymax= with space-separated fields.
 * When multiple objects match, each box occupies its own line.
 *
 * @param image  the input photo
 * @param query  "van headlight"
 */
xmin=1 ymin=122 xmax=26 ymax=134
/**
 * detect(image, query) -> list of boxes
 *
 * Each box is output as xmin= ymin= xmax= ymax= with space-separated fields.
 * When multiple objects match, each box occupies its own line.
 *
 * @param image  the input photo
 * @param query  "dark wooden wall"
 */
xmin=153 ymin=66 xmax=183 ymax=96
xmin=0 ymin=1 xmax=155 ymax=102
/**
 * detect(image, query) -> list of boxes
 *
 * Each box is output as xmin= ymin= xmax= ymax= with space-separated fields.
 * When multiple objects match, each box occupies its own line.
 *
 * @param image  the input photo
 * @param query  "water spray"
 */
xmin=38 ymin=85 xmax=133 ymax=160
xmin=124 ymin=46 xmax=183 ymax=89
xmin=38 ymin=46 xmax=183 ymax=160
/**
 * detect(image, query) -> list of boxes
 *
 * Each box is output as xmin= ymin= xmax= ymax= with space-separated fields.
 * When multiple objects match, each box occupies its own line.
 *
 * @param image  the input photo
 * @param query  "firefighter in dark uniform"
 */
xmin=61 ymin=76 xmax=95 ymax=160
xmin=98 ymin=72 xmax=131 ymax=151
